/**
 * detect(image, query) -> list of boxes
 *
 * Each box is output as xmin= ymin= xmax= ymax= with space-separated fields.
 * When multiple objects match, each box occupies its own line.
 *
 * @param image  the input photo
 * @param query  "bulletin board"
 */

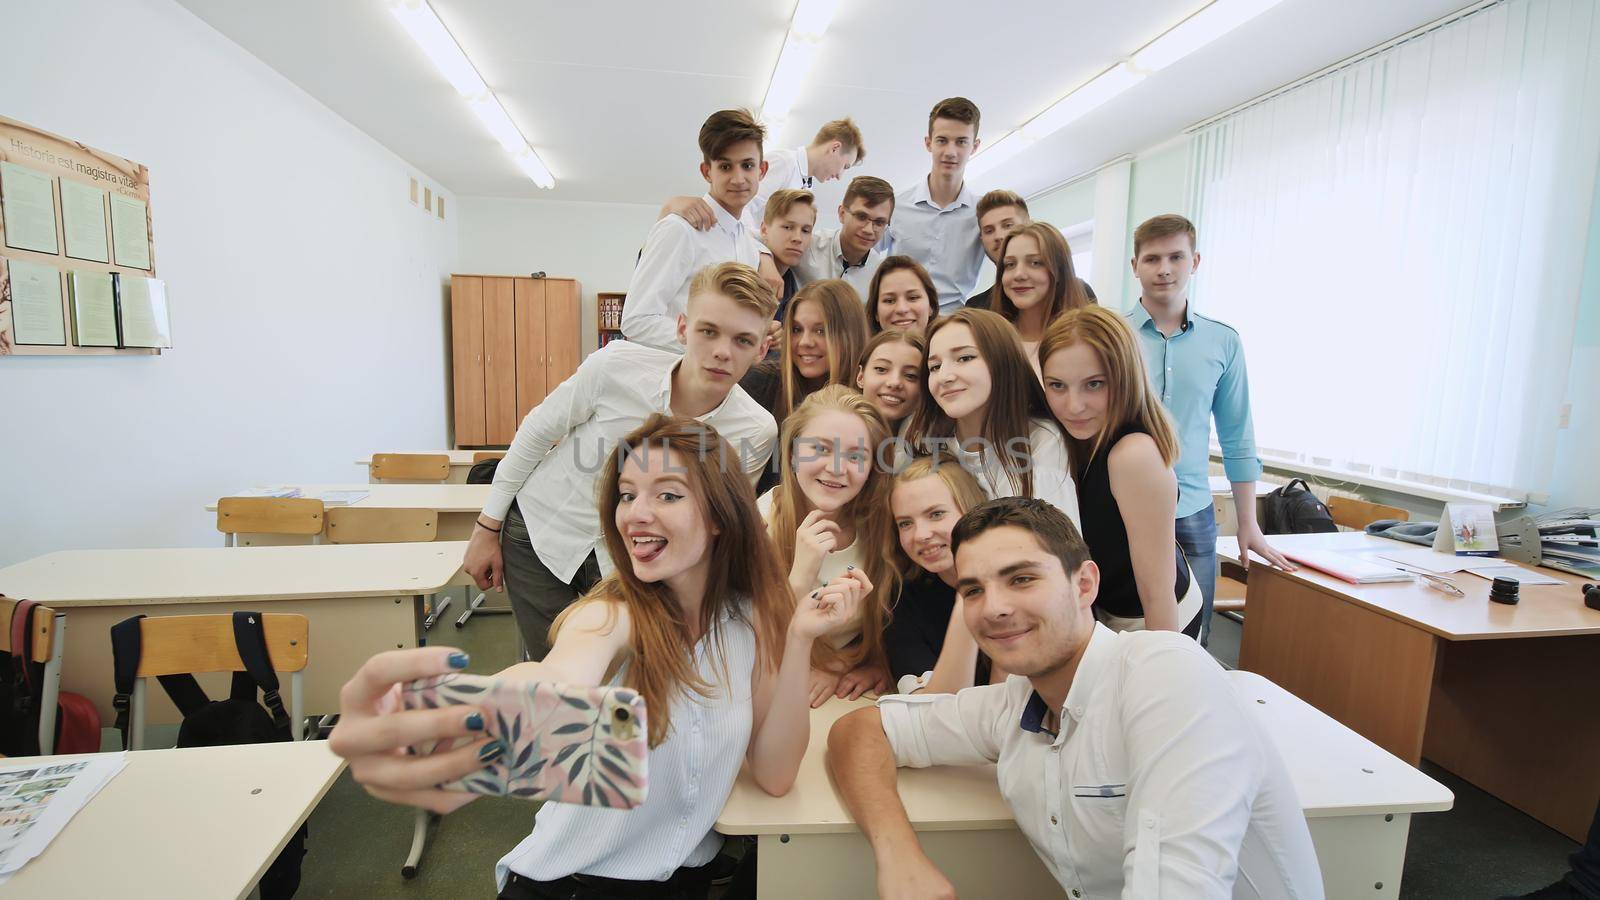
xmin=0 ymin=114 xmax=164 ymax=356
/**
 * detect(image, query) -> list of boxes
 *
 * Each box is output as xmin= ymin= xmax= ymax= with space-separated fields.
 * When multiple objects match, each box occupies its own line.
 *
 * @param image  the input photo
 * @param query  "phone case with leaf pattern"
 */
xmin=399 ymin=673 xmax=649 ymax=808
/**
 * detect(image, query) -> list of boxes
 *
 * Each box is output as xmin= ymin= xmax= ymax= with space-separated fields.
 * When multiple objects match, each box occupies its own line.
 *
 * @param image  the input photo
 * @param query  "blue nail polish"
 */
xmin=479 ymin=740 xmax=505 ymax=763
xmin=464 ymin=712 xmax=484 ymax=731
xmin=447 ymin=651 xmax=470 ymax=669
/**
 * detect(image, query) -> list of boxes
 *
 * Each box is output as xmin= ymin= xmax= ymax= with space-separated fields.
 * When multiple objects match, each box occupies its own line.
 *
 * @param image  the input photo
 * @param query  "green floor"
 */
xmin=287 ymin=609 xmax=1580 ymax=899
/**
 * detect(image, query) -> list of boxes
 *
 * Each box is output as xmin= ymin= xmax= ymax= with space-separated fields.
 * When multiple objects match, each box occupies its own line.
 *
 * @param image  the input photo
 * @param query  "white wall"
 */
xmin=456 ymin=196 xmax=659 ymax=354
xmin=0 ymin=0 xmax=458 ymax=566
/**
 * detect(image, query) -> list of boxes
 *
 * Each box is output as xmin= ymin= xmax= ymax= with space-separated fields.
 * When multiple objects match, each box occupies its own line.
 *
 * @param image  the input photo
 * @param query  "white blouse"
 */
xmin=757 ymin=489 xmax=866 ymax=650
xmin=932 ymin=417 xmax=1080 ymax=526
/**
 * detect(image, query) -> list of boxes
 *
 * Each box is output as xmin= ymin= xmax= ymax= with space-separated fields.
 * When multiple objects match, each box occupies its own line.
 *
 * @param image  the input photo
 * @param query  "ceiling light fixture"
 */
xmin=760 ymin=0 xmax=843 ymax=139
xmin=1132 ymin=0 xmax=1287 ymax=73
xmin=389 ymin=0 xmax=554 ymax=189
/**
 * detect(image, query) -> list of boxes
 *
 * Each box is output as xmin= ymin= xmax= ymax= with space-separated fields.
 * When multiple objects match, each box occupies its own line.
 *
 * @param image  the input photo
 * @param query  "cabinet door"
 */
xmin=450 ymin=276 xmax=486 ymax=447
xmin=544 ymin=279 xmax=581 ymax=394
xmin=483 ymin=277 xmax=518 ymax=446
xmin=514 ymin=277 xmax=547 ymax=425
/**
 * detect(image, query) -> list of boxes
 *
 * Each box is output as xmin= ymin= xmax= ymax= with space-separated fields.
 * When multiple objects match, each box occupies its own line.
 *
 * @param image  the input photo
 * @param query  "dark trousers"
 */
xmin=1173 ymin=507 xmax=1219 ymax=647
xmin=1569 ymin=799 xmax=1600 ymax=898
xmin=499 ymin=870 xmax=712 ymax=900
xmin=500 ymin=506 xmax=602 ymax=660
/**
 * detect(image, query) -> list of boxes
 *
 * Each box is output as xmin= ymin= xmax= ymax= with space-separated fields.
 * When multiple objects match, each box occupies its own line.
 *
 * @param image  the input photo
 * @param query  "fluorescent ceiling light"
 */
xmin=1132 ymin=0 xmax=1286 ymax=72
xmin=1020 ymin=64 xmax=1145 ymax=139
xmin=965 ymin=131 xmax=1036 ymax=178
xmin=761 ymin=0 xmax=842 ymax=134
xmin=389 ymin=0 xmax=555 ymax=189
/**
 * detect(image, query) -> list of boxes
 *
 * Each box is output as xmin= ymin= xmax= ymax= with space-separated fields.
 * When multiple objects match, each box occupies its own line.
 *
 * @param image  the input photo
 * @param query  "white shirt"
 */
xmin=622 ymin=193 xmax=765 ymax=353
xmin=878 ymin=625 xmax=1324 ymax=899
xmin=793 ymin=227 xmax=884 ymax=302
xmin=499 ymin=602 xmax=757 ymax=885
xmin=485 ymin=340 xmax=777 ymax=582
xmin=923 ymin=418 xmax=1080 ymax=527
xmin=743 ymin=146 xmax=810 ymax=229
xmin=884 ymin=177 xmax=984 ymax=314
xmin=757 ymin=489 xmax=866 ymax=649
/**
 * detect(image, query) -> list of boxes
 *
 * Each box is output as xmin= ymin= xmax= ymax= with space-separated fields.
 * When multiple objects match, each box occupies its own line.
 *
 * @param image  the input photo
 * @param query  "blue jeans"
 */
xmin=1174 ymin=507 xmax=1219 ymax=647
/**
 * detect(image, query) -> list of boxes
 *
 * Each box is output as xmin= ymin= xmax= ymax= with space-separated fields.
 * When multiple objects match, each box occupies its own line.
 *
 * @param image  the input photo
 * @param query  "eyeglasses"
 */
xmin=849 ymin=210 xmax=891 ymax=231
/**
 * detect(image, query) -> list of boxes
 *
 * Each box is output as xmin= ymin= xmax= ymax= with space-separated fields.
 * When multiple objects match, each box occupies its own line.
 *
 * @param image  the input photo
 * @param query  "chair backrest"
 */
xmin=472 ymin=451 xmax=506 ymax=463
xmin=1326 ymin=495 xmax=1410 ymax=531
xmin=371 ymin=453 xmax=451 ymax=482
xmin=133 ymin=613 xmax=309 ymax=678
xmin=325 ymin=507 xmax=439 ymax=544
xmin=0 ymin=596 xmax=56 ymax=663
xmin=217 ymin=497 xmax=326 ymax=538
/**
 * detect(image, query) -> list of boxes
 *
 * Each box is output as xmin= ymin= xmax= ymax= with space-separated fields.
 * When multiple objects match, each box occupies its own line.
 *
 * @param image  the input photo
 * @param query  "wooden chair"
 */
xmin=124 ymin=613 xmax=308 ymax=750
xmin=471 ymin=451 xmax=505 ymax=463
xmin=1327 ymin=495 xmax=1409 ymax=531
xmin=326 ymin=508 xmax=438 ymax=544
xmin=217 ymin=497 xmax=326 ymax=547
xmin=0 ymin=596 xmax=66 ymax=755
xmin=370 ymin=453 xmax=451 ymax=483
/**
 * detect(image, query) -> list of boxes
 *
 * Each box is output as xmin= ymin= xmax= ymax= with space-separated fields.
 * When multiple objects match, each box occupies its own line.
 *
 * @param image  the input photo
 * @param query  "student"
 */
xmin=1126 ymin=214 xmax=1293 ymax=645
xmin=465 ymin=263 xmax=779 ymax=660
xmin=885 ymin=454 xmax=999 ymax=694
xmin=1040 ymin=306 xmax=1201 ymax=637
xmin=966 ymin=190 xmax=1097 ymax=309
xmin=855 ymin=328 xmax=925 ymax=432
xmin=866 ymin=255 xmax=937 ymax=335
xmin=739 ymin=279 xmax=870 ymax=424
xmin=660 ymin=118 xmax=865 ymax=230
xmin=994 ymin=222 xmax=1092 ymax=378
xmin=792 ymin=175 xmax=894 ymax=300
xmin=883 ymin=97 xmax=985 ymax=314
xmin=758 ymin=188 xmax=817 ymax=322
xmin=905 ymin=308 xmax=1079 ymax=525
xmin=332 ymin=415 xmax=872 ymax=899
xmin=826 ymin=497 xmax=1324 ymax=899
xmin=622 ymin=109 xmax=770 ymax=352
xmin=759 ymin=384 xmax=900 ymax=708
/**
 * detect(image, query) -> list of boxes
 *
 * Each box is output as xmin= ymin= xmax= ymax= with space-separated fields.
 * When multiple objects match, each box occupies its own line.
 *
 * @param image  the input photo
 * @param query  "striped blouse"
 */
xmin=496 ymin=602 xmax=757 ymax=886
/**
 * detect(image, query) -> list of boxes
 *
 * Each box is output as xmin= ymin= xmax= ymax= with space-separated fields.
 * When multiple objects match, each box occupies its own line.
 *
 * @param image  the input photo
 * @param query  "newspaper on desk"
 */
xmin=0 ymin=755 xmax=127 ymax=885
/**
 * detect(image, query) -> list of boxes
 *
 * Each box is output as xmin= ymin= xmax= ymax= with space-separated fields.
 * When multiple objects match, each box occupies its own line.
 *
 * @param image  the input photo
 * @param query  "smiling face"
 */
xmin=616 ymin=446 xmax=714 ymax=588
xmin=761 ymin=202 xmax=816 ymax=269
xmin=926 ymin=323 xmax=992 ymax=430
xmin=1041 ymin=342 xmax=1110 ymax=441
xmin=1001 ymin=233 xmax=1052 ymax=313
xmin=892 ymin=475 xmax=961 ymax=575
xmin=677 ymin=290 xmax=770 ymax=390
xmin=875 ymin=269 xmax=934 ymax=333
xmin=787 ymin=298 xmax=830 ymax=380
xmin=856 ymin=340 xmax=922 ymax=423
xmin=954 ymin=525 xmax=1095 ymax=678
xmin=792 ymin=409 xmax=872 ymax=514
xmin=700 ymin=138 xmax=767 ymax=214
xmin=839 ymin=197 xmax=892 ymax=259
xmin=925 ymin=117 xmax=978 ymax=178
xmin=1132 ymin=231 xmax=1200 ymax=307
xmin=979 ymin=204 xmax=1028 ymax=263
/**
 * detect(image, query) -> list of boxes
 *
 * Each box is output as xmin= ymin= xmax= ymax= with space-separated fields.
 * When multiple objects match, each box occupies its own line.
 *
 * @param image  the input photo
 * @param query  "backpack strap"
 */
xmin=110 ymin=615 xmax=211 ymax=749
xmin=232 ymin=612 xmax=291 ymax=737
xmin=11 ymin=600 xmax=37 ymax=694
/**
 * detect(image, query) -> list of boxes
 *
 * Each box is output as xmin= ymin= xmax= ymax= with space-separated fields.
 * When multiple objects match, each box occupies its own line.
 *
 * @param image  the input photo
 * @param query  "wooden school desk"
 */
xmin=0 ymin=542 xmax=467 ymax=724
xmin=1222 ymin=530 xmax=1600 ymax=840
xmin=357 ymin=450 xmax=482 ymax=484
xmin=207 ymin=483 xmax=493 ymax=542
xmin=1209 ymin=475 xmax=1279 ymax=537
xmin=716 ymin=675 xmax=1451 ymax=900
xmin=3 ymin=742 xmax=345 ymax=899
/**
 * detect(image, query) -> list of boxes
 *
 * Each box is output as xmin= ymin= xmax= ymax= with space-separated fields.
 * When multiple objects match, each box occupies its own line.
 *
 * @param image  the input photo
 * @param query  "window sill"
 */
xmin=1212 ymin=452 xmax=1527 ymax=510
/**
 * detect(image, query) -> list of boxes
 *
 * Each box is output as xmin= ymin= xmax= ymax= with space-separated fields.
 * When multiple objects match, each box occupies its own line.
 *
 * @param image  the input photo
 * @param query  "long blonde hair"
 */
xmin=554 ymin=415 xmax=791 ymax=747
xmin=1038 ymin=306 xmax=1179 ymax=477
xmin=889 ymin=454 xmax=988 ymax=579
xmin=778 ymin=280 xmax=870 ymax=422
xmin=767 ymin=384 xmax=898 ymax=671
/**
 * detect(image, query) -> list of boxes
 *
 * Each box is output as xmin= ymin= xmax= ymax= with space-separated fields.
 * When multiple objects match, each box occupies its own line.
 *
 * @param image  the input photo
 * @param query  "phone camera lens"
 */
xmin=615 ymin=708 xmax=630 ymax=722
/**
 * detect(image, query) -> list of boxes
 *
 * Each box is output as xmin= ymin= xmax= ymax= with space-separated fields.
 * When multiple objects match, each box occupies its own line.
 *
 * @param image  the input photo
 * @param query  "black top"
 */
xmin=965 ymin=277 xmax=1098 ymax=310
xmin=885 ymin=572 xmax=990 ymax=685
xmin=1077 ymin=425 xmax=1190 ymax=620
xmin=738 ymin=361 xmax=785 ymax=495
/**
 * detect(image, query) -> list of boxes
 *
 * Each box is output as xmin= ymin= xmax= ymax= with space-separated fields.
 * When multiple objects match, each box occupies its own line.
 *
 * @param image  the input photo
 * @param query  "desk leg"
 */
xmin=753 ymin=830 xmax=1055 ymax=899
xmin=1238 ymin=567 xmax=1439 ymax=764
xmin=1424 ymin=634 xmax=1600 ymax=841
xmin=1307 ymin=813 xmax=1412 ymax=899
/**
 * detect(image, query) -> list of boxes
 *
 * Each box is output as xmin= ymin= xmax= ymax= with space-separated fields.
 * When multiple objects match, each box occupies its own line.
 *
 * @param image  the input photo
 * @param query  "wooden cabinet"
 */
xmin=450 ymin=275 xmax=581 ymax=448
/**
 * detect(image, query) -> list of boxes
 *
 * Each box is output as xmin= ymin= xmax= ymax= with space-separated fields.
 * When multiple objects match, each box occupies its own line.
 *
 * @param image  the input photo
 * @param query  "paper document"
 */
xmin=108 ymin=194 xmax=150 ymax=270
xmin=59 ymin=179 xmax=108 ymax=263
xmin=314 ymin=490 xmax=369 ymax=506
xmin=0 ymin=161 xmax=59 ymax=254
xmin=68 ymin=270 xmax=117 ymax=347
xmin=115 ymin=275 xmax=171 ymax=348
xmin=6 ymin=259 xmax=65 ymax=346
xmin=1378 ymin=548 xmax=1508 ymax=574
xmin=1462 ymin=566 xmax=1563 ymax=586
xmin=0 ymin=754 xmax=127 ymax=885
xmin=235 ymin=486 xmax=303 ymax=498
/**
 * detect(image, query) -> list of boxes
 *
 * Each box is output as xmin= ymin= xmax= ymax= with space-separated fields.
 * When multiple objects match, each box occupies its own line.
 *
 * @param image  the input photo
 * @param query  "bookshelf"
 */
xmin=596 ymin=291 xmax=626 ymax=348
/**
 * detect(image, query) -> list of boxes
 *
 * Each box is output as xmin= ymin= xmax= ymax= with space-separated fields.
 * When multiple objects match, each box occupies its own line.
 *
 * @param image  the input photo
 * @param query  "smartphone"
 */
xmin=398 ymin=673 xmax=649 ymax=809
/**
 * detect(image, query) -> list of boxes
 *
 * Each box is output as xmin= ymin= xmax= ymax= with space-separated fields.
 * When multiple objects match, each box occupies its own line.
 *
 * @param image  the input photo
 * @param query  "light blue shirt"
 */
xmin=884 ymin=178 xmax=984 ymax=314
xmin=1128 ymin=300 xmax=1264 ymax=518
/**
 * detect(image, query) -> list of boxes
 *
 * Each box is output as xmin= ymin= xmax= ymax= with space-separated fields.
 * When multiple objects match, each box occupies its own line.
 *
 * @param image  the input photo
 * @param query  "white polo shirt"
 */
xmin=793 ymin=227 xmax=884 ymax=302
xmin=877 ymin=625 xmax=1324 ymax=898
xmin=622 ymin=194 xmax=765 ymax=353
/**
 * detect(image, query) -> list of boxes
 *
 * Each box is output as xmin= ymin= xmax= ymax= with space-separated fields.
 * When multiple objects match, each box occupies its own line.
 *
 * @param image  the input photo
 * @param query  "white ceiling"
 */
xmin=177 ymin=0 xmax=1470 ymax=209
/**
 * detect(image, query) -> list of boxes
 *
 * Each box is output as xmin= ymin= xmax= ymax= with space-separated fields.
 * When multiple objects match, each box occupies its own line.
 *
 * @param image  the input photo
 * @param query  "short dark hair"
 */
xmin=950 ymin=497 xmax=1091 ymax=575
xmin=843 ymin=175 xmax=895 ymax=211
xmin=928 ymin=97 xmax=981 ymax=136
xmin=699 ymin=109 xmax=766 ymax=164
xmin=977 ymin=189 xmax=1028 ymax=221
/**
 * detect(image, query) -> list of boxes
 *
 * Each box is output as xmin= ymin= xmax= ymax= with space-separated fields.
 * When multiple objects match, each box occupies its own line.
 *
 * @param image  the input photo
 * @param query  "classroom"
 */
xmin=1 ymin=0 xmax=1597 ymax=897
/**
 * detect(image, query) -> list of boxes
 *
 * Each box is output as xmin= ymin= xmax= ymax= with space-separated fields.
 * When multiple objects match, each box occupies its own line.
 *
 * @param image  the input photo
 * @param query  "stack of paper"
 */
xmin=1283 ymin=550 xmax=1412 ymax=584
xmin=235 ymin=486 xmax=303 ymax=499
xmin=312 ymin=490 xmax=369 ymax=507
xmin=1503 ymin=507 xmax=1600 ymax=578
xmin=0 ymin=755 xmax=127 ymax=885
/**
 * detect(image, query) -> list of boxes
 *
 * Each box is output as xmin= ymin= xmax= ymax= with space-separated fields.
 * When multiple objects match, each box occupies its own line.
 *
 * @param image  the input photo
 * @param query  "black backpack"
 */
xmin=110 ymin=612 xmax=308 ymax=899
xmin=1259 ymin=478 xmax=1338 ymax=534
